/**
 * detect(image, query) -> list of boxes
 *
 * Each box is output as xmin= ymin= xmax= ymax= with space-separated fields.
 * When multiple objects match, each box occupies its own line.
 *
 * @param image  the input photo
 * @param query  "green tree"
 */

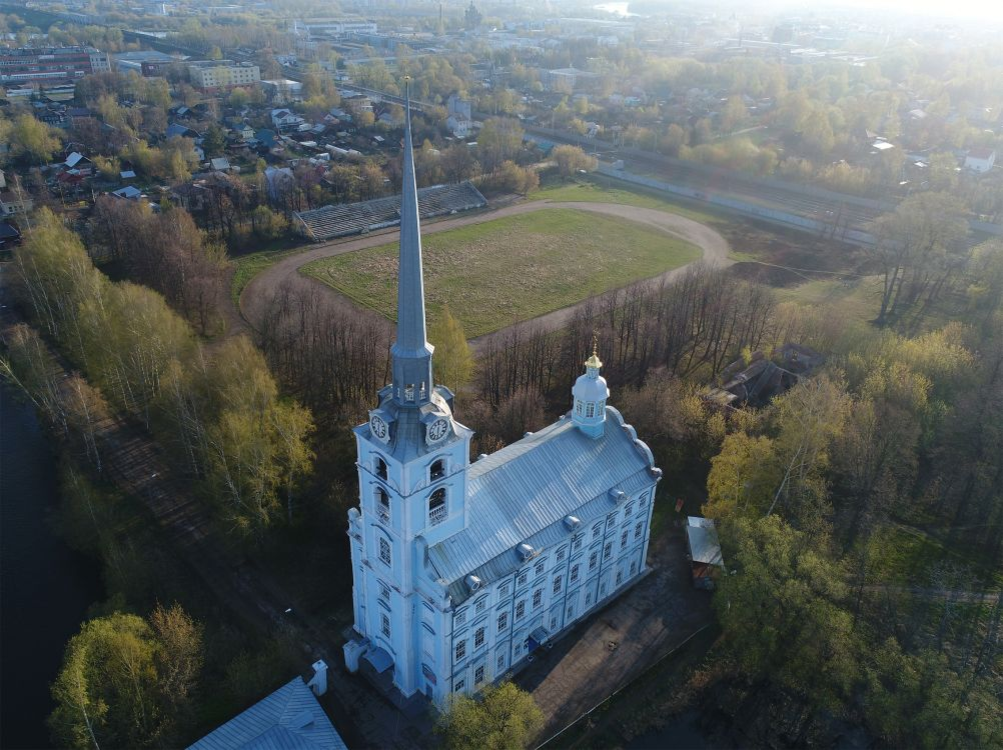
xmin=704 ymin=432 xmax=781 ymax=520
xmin=7 ymin=113 xmax=63 ymax=164
xmin=49 ymin=606 xmax=203 ymax=749
xmin=430 ymin=306 xmax=475 ymax=391
xmin=13 ymin=208 xmax=104 ymax=357
xmin=477 ymin=118 xmax=524 ymax=172
xmin=720 ymin=95 xmax=748 ymax=132
xmin=551 ymin=144 xmax=597 ymax=177
xmin=201 ymin=123 xmax=226 ymax=158
xmin=715 ymin=516 xmax=856 ymax=709
xmin=436 ymin=682 xmax=544 ymax=750
xmin=203 ymin=337 xmax=314 ymax=538
xmin=868 ymin=192 xmax=969 ymax=324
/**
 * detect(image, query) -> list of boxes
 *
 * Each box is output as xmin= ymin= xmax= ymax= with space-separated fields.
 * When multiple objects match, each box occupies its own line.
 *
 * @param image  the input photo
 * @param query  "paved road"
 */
xmin=239 ymin=200 xmax=732 ymax=344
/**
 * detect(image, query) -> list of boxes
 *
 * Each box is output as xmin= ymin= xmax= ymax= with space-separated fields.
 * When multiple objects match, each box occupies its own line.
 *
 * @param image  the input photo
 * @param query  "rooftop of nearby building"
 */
xmin=188 ymin=677 xmax=346 ymax=750
xmin=427 ymin=407 xmax=659 ymax=603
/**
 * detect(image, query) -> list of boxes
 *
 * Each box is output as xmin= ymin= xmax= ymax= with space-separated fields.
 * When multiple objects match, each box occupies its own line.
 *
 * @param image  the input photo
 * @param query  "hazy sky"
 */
xmin=774 ymin=0 xmax=1003 ymax=22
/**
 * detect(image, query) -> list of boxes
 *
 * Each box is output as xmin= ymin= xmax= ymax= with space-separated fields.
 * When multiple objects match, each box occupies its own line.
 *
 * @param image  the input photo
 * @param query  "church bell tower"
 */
xmin=345 ymin=78 xmax=473 ymax=700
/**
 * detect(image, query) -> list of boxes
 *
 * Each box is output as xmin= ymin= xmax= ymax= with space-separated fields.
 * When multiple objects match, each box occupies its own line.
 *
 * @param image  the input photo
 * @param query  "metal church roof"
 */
xmin=187 ymin=677 xmax=347 ymax=750
xmin=427 ymin=407 xmax=659 ymax=603
xmin=686 ymin=517 xmax=724 ymax=567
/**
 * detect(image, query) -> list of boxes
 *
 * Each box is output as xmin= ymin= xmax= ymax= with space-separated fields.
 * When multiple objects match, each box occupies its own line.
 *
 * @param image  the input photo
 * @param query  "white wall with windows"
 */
xmin=446 ymin=487 xmax=655 ymax=696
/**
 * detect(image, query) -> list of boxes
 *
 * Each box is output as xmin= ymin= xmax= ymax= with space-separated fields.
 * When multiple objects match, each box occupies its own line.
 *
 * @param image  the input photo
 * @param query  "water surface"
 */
xmin=1 ymin=382 xmax=104 ymax=748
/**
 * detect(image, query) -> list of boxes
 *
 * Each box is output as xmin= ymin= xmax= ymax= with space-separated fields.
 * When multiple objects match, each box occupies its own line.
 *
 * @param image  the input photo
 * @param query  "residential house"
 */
xmin=166 ymin=122 xmax=200 ymax=139
xmin=0 ymin=192 xmax=34 ymax=216
xmin=965 ymin=148 xmax=996 ymax=173
xmin=272 ymin=108 xmax=305 ymax=130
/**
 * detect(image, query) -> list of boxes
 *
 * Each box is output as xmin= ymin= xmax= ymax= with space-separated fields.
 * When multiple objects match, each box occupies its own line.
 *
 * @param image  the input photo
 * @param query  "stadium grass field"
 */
xmin=300 ymin=207 xmax=701 ymax=337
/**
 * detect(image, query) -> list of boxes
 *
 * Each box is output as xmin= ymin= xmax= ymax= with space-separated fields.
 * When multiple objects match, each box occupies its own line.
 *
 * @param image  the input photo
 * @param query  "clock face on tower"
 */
xmin=427 ymin=418 xmax=450 ymax=444
xmin=370 ymin=414 xmax=389 ymax=442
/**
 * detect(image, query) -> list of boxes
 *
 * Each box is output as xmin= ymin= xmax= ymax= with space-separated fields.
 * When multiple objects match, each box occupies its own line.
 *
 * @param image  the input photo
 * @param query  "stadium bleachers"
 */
xmin=293 ymin=181 xmax=487 ymax=242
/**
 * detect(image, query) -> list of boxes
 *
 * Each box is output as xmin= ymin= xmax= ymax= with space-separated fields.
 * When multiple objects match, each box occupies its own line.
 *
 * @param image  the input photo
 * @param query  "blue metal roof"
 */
xmin=427 ymin=407 xmax=659 ymax=602
xmin=188 ymin=678 xmax=347 ymax=750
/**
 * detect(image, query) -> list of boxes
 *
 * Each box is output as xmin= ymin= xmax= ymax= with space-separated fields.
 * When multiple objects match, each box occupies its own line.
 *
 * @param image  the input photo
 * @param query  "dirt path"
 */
xmin=239 ymin=201 xmax=732 ymax=343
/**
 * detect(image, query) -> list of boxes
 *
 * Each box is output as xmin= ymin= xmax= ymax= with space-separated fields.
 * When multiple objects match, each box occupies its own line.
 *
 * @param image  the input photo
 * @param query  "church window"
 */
xmin=517 ymin=571 xmax=528 ymax=587
xmin=515 ymin=601 xmax=526 ymax=620
xmin=429 ymin=488 xmax=447 ymax=526
xmin=475 ymin=627 xmax=485 ymax=648
xmin=620 ymin=530 xmax=628 ymax=549
xmin=604 ymin=542 xmax=613 ymax=561
xmin=534 ymin=560 xmax=545 ymax=576
xmin=404 ymin=384 xmax=415 ymax=402
xmin=570 ymin=564 xmax=580 ymax=583
xmin=608 ymin=511 xmax=618 ymax=526
xmin=635 ymin=521 xmax=643 ymax=540
xmin=553 ymin=576 xmax=562 ymax=595
xmin=497 ymin=654 xmax=505 ymax=671
xmin=379 ymin=581 xmax=390 ymax=601
xmin=589 ymin=552 xmax=598 ymax=571
xmin=419 ymin=382 xmax=428 ymax=401
xmin=381 ymin=613 xmax=391 ymax=637
xmin=575 ymin=400 xmax=584 ymax=416
xmin=455 ymin=609 xmax=466 ymax=626
xmin=573 ymin=534 xmax=583 ymax=551
xmin=497 ymin=612 xmax=508 ymax=632
xmin=455 ymin=641 xmax=466 ymax=662
xmin=592 ymin=523 xmax=602 ymax=539
xmin=376 ymin=488 xmax=390 ymax=524
xmin=379 ymin=537 xmax=392 ymax=566
xmin=475 ymin=665 xmax=485 ymax=684
xmin=625 ymin=502 xmax=633 ymax=517
xmin=616 ymin=570 xmax=623 ymax=586
xmin=532 ymin=589 xmax=543 ymax=609
xmin=430 ymin=459 xmax=445 ymax=481
xmin=556 ymin=547 xmax=566 ymax=562
xmin=455 ymin=679 xmax=465 ymax=692
xmin=475 ymin=597 xmax=486 ymax=614
xmin=586 ymin=402 xmax=595 ymax=418
xmin=499 ymin=583 xmax=510 ymax=598
xmin=376 ymin=457 xmax=388 ymax=480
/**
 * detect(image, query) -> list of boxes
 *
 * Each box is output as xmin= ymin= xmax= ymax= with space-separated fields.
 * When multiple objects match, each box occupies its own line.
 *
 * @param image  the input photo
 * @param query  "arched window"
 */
xmin=376 ymin=457 xmax=388 ymax=480
xmin=430 ymin=459 xmax=445 ymax=481
xmin=379 ymin=537 xmax=392 ymax=566
xmin=376 ymin=487 xmax=390 ymax=523
xmin=575 ymin=400 xmax=584 ymax=416
xmin=586 ymin=402 xmax=595 ymax=418
xmin=429 ymin=488 xmax=447 ymax=526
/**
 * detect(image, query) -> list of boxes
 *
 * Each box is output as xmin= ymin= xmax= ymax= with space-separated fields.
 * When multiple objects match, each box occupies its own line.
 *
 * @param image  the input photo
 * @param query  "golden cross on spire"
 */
xmin=585 ymin=333 xmax=603 ymax=370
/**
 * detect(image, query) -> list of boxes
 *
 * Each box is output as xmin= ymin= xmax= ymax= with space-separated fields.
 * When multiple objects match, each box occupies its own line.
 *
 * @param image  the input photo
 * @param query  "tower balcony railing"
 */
xmin=429 ymin=503 xmax=447 ymax=526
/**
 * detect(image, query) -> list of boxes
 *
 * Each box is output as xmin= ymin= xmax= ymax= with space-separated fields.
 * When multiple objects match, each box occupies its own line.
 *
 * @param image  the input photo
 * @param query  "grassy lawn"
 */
xmin=230 ymin=246 xmax=304 ymax=303
xmin=774 ymin=275 xmax=884 ymax=325
xmin=529 ymin=179 xmax=730 ymax=227
xmin=301 ymin=208 xmax=702 ymax=337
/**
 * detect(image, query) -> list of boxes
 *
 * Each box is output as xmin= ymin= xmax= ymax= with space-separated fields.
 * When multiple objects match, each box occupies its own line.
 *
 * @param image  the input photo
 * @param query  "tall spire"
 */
xmin=390 ymin=77 xmax=434 ymax=406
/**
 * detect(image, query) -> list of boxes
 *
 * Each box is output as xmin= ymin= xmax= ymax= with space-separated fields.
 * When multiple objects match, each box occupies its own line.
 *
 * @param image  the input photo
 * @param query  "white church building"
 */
xmin=343 ymin=86 xmax=663 ymax=708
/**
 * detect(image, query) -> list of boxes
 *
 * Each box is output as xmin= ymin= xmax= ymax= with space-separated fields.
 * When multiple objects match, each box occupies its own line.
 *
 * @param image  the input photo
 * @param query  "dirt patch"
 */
xmin=722 ymin=220 xmax=878 ymax=288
